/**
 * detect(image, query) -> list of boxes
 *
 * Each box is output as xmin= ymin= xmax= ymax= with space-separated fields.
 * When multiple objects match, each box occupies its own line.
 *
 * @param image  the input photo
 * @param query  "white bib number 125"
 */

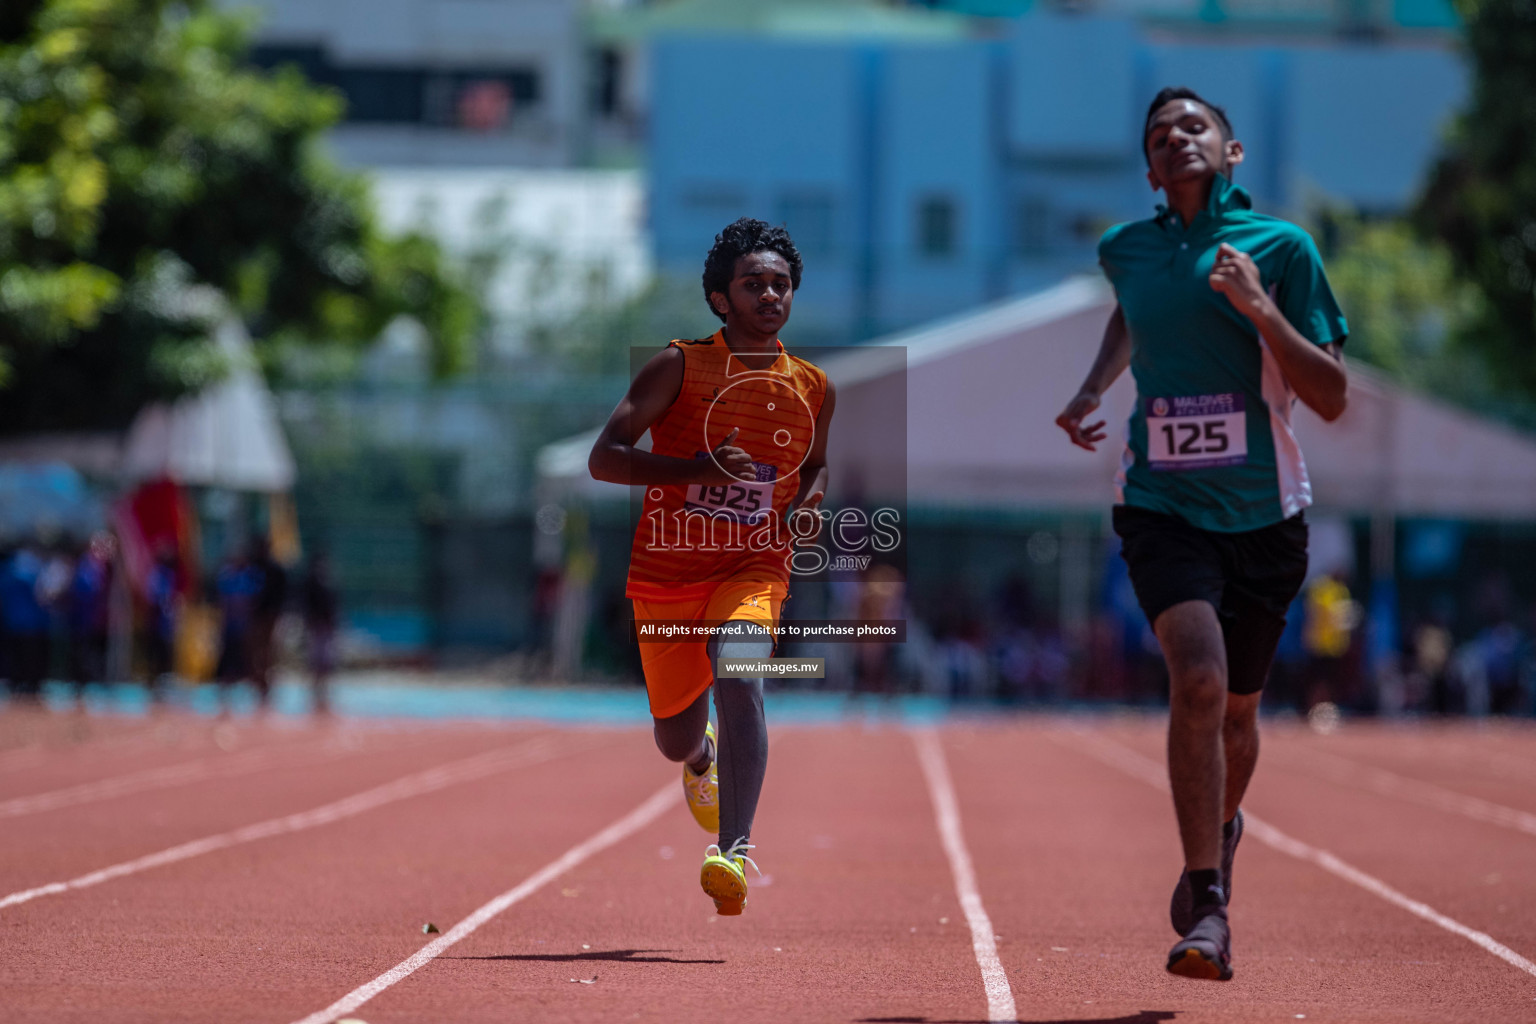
xmin=1145 ymin=393 xmax=1247 ymax=471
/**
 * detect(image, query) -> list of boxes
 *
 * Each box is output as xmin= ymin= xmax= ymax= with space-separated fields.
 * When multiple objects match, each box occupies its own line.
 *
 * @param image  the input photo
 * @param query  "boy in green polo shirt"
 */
xmin=1057 ymin=86 xmax=1348 ymax=982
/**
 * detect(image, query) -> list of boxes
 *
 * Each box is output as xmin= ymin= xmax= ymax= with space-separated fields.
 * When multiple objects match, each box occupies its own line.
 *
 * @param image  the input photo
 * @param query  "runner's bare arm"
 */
xmin=588 ymin=347 xmax=756 ymax=484
xmin=1056 ymin=304 xmax=1130 ymax=452
xmin=1209 ymin=243 xmax=1348 ymax=422
xmin=788 ymin=380 xmax=835 ymax=542
xmin=791 ymin=380 xmax=835 ymax=507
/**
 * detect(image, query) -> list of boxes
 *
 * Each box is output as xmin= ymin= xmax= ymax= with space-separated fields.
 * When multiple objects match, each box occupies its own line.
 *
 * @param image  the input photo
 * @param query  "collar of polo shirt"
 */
xmin=1155 ymin=173 xmax=1252 ymax=232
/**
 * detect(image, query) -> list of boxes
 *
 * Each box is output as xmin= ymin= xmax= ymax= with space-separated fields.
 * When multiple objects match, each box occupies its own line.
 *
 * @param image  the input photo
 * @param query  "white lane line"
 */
xmin=289 ymin=780 xmax=679 ymax=1024
xmin=0 ymin=729 xmax=158 ymax=771
xmin=1279 ymin=747 xmax=1536 ymax=839
xmin=1242 ymin=818 xmax=1536 ymax=977
xmin=0 ymin=721 xmax=413 ymax=779
xmin=0 ymin=736 xmax=567 ymax=911
xmin=912 ymin=729 xmax=1018 ymax=1024
xmin=1057 ymin=728 xmax=1536 ymax=981
xmin=1 ymin=749 xmax=281 ymax=818
xmin=0 ymin=740 xmax=376 ymax=820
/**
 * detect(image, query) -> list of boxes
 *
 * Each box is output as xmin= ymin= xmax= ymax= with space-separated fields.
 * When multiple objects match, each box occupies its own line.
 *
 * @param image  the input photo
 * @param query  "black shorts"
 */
xmin=1112 ymin=505 xmax=1308 ymax=695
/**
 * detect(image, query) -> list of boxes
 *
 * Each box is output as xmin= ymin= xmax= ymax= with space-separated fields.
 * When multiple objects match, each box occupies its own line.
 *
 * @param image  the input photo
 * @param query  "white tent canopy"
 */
xmin=122 ymin=317 xmax=296 ymax=492
xmin=537 ymin=277 xmax=1536 ymax=520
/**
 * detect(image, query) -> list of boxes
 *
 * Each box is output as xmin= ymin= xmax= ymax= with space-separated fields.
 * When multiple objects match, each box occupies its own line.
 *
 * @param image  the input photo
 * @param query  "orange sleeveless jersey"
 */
xmin=625 ymin=331 xmax=828 ymax=600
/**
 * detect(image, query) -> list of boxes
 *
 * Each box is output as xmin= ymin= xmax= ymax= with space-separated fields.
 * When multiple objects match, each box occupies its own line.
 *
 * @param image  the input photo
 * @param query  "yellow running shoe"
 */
xmin=700 ymin=839 xmax=758 ymax=916
xmin=682 ymin=723 xmax=718 ymax=833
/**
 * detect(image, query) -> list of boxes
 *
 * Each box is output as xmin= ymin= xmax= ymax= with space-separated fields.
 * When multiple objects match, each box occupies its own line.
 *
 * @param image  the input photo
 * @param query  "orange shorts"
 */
xmin=631 ymin=580 xmax=785 ymax=719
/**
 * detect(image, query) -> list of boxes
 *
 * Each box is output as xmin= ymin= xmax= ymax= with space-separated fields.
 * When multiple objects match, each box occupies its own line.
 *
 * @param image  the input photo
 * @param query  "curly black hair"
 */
xmin=701 ymin=218 xmax=804 ymax=322
xmin=1143 ymin=86 xmax=1234 ymax=166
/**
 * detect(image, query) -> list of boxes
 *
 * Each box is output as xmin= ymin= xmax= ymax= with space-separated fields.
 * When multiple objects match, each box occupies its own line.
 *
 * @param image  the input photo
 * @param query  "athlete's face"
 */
xmin=1144 ymin=99 xmax=1243 ymax=192
xmin=711 ymin=251 xmax=794 ymax=339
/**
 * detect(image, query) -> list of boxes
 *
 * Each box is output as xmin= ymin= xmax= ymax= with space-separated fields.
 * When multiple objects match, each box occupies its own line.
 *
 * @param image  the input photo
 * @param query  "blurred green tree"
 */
xmin=526 ymin=274 xmax=716 ymax=377
xmin=0 ymin=0 xmax=480 ymax=433
xmin=1326 ymin=218 xmax=1486 ymax=393
xmin=1418 ymin=0 xmax=1536 ymax=398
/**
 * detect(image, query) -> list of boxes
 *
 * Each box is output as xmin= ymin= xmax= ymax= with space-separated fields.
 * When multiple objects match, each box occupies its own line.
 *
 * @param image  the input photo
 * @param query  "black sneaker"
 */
xmin=1166 ymin=905 xmax=1233 ymax=981
xmin=1170 ymin=808 xmax=1244 ymax=936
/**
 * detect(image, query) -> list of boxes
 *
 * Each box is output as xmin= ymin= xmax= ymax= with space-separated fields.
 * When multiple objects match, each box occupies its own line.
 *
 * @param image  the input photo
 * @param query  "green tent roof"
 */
xmin=588 ymin=0 xmax=975 ymax=43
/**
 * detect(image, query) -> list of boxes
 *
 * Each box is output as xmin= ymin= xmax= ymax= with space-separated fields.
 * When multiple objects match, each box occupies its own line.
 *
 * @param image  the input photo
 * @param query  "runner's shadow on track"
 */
xmin=447 ymin=949 xmax=725 ymax=965
xmin=858 ymin=1012 xmax=1176 ymax=1024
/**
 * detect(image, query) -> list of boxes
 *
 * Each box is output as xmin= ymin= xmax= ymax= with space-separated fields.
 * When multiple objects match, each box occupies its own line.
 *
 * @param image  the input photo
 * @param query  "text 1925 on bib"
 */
xmin=684 ymin=453 xmax=778 ymax=523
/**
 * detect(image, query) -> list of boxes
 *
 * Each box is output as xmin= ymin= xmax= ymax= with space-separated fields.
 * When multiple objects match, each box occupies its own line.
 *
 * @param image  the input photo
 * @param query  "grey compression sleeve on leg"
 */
xmin=709 ymin=623 xmax=772 ymax=852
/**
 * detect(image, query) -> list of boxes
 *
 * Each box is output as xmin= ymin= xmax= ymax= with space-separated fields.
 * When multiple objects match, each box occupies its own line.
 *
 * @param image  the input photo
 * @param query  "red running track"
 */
xmin=1 ymin=712 xmax=1534 ymax=1024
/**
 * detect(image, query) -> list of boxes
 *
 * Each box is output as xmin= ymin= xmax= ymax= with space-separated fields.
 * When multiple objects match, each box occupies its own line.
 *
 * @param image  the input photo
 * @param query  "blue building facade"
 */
xmin=648 ymin=13 xmax=1465 ymax=343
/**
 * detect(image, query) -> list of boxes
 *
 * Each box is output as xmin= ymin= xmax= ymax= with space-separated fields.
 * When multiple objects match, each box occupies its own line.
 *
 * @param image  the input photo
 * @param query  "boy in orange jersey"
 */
xmin=589 ymin=218 xmax=834 ymax=915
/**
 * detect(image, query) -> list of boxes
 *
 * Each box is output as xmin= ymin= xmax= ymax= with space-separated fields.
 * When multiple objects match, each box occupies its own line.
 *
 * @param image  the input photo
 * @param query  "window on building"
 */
xmin=249 ymin=44 xmax=331 ymax=84
xmin=591 ymin=48 xmax=622 ymax=116
xmin=776 ymin=192 xmax=836 ymax=257
xmin=422 ymin=70 xmax=540 ymax=128
xmin=248 ymin=46 xmax=539 ymax=127
xmin=917 ymin=196 xmax=959 ymax=258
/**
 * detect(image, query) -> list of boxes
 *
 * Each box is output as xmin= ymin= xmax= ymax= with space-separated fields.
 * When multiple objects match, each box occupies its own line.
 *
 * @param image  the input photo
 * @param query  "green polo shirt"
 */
xmin=1099 ymin=175 xmax=1348 ymax=533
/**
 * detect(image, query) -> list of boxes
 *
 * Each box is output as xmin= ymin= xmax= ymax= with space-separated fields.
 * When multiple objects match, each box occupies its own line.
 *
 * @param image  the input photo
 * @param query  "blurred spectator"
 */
xmin=0 ymin=544 xmax=8 ymax=689
xmin=1 ymin=542 xmax=50 ymax=701
xmin=1522 ymin=608 xmax=1536 ymax=718
xmin=994 ymin=625 xmax=1070 ymax=704
xmin=990 ymin=574 xmax=1042 ymax=703
xmin=1405 ymin=612 xmax=1454 ymax=714
xmin=1454 ymin=614 xmax=1528 ymax=718
xmin=1084 ymin=614 xmax=1127 ymax=702
xmin=528 ymin=566 xmax=561 ymax=671
xmin=302 ymin=552 xmax=340 ymax=715
xmin=37 ymin=539 xmax=75 ymax=694
xmin=215 ymin=547 xmax=258 ymax=696
xmin=852 ymin=563 xmax=904 ymax=696
xmin=929 ymin=589 xmax=988 ymax=701
xmin=1096 ymin=551 xmax=1166 ymax=703
xmin=1303 ymin=571 xmax=1359 ymax=710
xmin=938 ymin=633 xmax=989 ymax=701
xmin=247 ymin=537 xmax=288 ymax=708
xmin=1452 ymin=635 xmax=1489 ymax=717
xmin=993 ymin=624 xmax=1033 ymax=703
xmin=144 ymin=545 xmax=180 ymax=699
xmin=67 ymin=534 xmax=115 ymax=700
xmin=1482 ymin=617 xmax=1526 ymax=716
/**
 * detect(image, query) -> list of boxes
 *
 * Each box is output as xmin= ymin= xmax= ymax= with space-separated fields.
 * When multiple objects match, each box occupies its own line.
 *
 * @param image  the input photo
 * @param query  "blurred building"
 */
xmin=646 ymin=5 xmax=1465 ymax=342
xmin=228 ymin=0 xmax=1465 ymax=348
xmin=222 ymin=1 xmax=654 ymax=355
xmin=213 ymin=1 xmax=655 ymax=654
xmin=229 ymin=0 xmax=598 ymax=168
xmin=368 ymin=168 xmax=650 ymax=357
xmin=920 ymin=0 xmax=1458 ymax=34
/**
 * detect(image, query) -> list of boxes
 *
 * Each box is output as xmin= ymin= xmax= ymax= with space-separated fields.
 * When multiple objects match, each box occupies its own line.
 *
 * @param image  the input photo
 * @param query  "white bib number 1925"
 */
xmin=684 ymin=454 xmax=777 ymax=523
xmin=1145 ymin=393 xmax=1247 ymax=471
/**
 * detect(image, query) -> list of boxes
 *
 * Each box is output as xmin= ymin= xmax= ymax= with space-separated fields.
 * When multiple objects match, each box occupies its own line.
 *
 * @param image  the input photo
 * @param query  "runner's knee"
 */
xmin=653 ymin=721 xmax=701 ymax=762
xmin=713 ymin=675 xmax=765 ymax=717
xmin=711 ymin=623 xmax=771 ymax=720
xmin=711 ymin=621 xmax=773 ymax=663
xmin=1223 ymin=692 xmax=1261 ymax=730
xmin=1170 ymin=660 xmax=1227 ymax=716
xmin=652 ymin=693 xmax=709 ymax=762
